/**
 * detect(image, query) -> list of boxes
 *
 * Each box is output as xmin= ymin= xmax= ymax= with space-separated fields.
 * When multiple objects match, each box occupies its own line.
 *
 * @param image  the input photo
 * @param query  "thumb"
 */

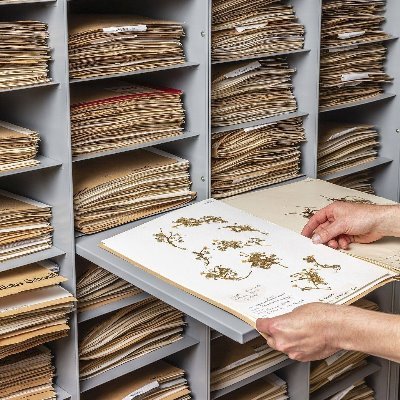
xmin=256 ymin=318 xmax=272 ymax=335
xmin=312 ymin=221 xmax=345 ymax=245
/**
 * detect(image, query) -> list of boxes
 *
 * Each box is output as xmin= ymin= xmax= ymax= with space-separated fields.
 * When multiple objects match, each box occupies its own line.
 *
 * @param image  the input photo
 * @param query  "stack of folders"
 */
xmin=329 ymin=171 xmax=376 ymax=194
xmin=0 ymin=263 xmax=75 ymax=359
xmin=82 ymin=361 xmax=191 ymax=400
xmin=68 ymin=15 xmax=185 ymax=80
xmin=0 ymin=21 xmax=51 ymax=90
xmin=0 ymin=121 xmax=40 ymax=172
xmin=319 ymin=43 xmax=392 ymax=109
xmin=73 ymin=149 xmax=196 ymax=234
xmin=77 ymin=261 xmax=143 ymax=312
xmin=212 ymin=117 xmax=305 ymax=198
xmin=0 ymin=347 xmax=56 ymax=400
xmin=79 ymin=297 xmax=185 ymax=380
xmin=310 ymin=299 xmax=378 ymax=394
xmin=321 ymin=0 xmax=390 ymax=48
xmin=327 ymin=380 xmax=374 ymax=400
xmin=212 ymin=0 xmax=305 ymax=62
xmin=318 ymin=123 xmax=379 ymax=177
xmin=219 ymin=374 xmax=288 ymax=400
xmin=0 ymin=191 xmax=53 ymax=261
xmin=211 ymin=336 xmax=288 ymax=392
xmin=70 ymin=82 xmax=184 ymax=157
xmin=212 ymin=58 xmax=297 ymax=127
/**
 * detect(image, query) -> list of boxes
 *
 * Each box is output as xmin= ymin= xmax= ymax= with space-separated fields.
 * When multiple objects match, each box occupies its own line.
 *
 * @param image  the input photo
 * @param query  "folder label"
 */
xmin=103 ymin=25 xmax=147 ymax=33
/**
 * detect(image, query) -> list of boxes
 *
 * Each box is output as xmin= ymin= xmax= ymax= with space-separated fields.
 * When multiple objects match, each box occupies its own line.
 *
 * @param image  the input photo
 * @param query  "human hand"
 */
xmin=301 ymin=202 xmax=396 ymax=249
xmin=256 ymin=303 xmax=342 ymax=361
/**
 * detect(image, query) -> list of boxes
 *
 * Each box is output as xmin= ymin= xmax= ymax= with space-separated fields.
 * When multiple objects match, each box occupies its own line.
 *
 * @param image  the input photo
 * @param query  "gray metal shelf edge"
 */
xmin=79 ymin=335 xmax=199 ymax=393
xmin=321 ymin=157 xmax=393 ymax=181
xmin=75 ymin=218 xmax=259 ymax=344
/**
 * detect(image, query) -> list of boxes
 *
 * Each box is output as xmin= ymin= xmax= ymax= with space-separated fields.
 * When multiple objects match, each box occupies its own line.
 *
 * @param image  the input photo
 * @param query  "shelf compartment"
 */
xmin=321 ymin=36 xmax=399 ymax=51
xmin=72 ymin=132 xmax=199 ymax=163
xmin=76 ymin=216 xmax=258 ymax=344
xmin=319 ymin=93 xmax=396 ymax=113
xmin=69 ymin=62 xmax=199 ymax=84
xmin=310 ymin=362 xmax=381 ymax=400
xmin=0 ymin=156 xmax=61 ymax=178
xmin=79 ymin=334 xmax=199 ymax=393
xmin=211 ymin=111 xmax=309 ymax=134
xmin=0 ymin=246 xmax=65 ymax=273
xmin=55 ymin=385 xmax=71 ymax=400
xmin=78 ymin=292 xmax=152 ymax=323
xmin=0 ymin=82 xmax=58 ymax=94
xmin=321 ymin=157 xmax=393 ymax=181
xmin=210 ymin=359 xmax=293 ymax=400
xmin=211 ymin=48 xmax=311 ymax=65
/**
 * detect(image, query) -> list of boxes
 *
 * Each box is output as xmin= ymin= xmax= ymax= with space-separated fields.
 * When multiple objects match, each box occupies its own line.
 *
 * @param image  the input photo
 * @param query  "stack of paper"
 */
xmin=0 ymin=21 xmax=51 ymax=90
xmin=79 ymin=297 xmax=185 ymax=379
xmin=310 ymin=299 xmax=378 ymax=394
xmin=82 ymin=360 xmax=191 ymax=400
xmin=0 ymin=285 xmax=75 ymax=359
xmin=69 ymin=15 xmax=185 ymax=80
xmin=211 ymin=336 xmax=287 ymax=392
xmin=212 ymin=0 xmax=305 ymax=62
xmin=318 ymin=123 xmax=379 ymax=177
xmin=0 ymin=191 xmax=53 ymax=261
xmin=321 ymin=0 xmax=390 ymax=48
xmin=0 ymin=121 xmax=40 ymax=172
xmin=0 ymin=346 xmax=56 ymax=400
xmin=77 ymin=261 xmax=143 ymax=312
xmin=212 ymin=58 xmax=297 ymax=127
xmin=330 ymin=171 xmax=376 ymax=194
xmin=319 ymin=44 xmax=392 ymax=109
xmin=219 ymin=374 xmax=288 ymax=400
xmin=327 ymin=380 xmax=374 ymax=400
xmin=73 ymin=149 xmax=196 ymax=234
xmin=70 ymin=82 xmax=184 ymax=157
xmin=212 ymin=117 xmax=305 ymax=198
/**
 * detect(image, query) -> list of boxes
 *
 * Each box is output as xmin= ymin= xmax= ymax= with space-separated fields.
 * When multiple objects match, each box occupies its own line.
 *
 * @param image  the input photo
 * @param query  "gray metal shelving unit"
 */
xmin=1 ymin=0 xmax=400 ymax=399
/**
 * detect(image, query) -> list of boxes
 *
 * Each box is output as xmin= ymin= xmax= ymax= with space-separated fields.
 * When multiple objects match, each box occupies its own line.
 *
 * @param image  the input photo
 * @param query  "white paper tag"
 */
xmin=338 ymin=31 xmax=365 ymax=40
xmin=330 ymin=385 xmax=355 ymax=400
xmin=235 ymin=24 xmax=267 ymax=33
xmin=341 ymin=72 xmax=370 ymax=82
xmin=122 ymin=381 xmax=159 ymax=400
xmin=325 ymin=349 xmax=348 ymax=366
xmin=244 ymin=121 xmax=274 ymax=132
xmin=103 ymin=25 xmax=147 ymax=33
xmin=327 ymin=363 xmax=354 ymax=381
xmin=224 ymin=61 xmax=262 ymax=79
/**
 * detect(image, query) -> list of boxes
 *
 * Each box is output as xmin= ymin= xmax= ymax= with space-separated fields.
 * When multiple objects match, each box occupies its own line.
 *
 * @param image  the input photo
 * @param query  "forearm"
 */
xmin=330 ymin=305 xmax=400 ymax=363
xmin=376 ymin=205 xmax=400 ymax=238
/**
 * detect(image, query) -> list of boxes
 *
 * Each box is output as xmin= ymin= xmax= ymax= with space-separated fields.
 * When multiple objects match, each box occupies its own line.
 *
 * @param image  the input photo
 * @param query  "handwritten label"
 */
xmin=338 ymin=31 xmax=365 ymax=40
xmin=235 ymin=24 xmax=267 ymax=33
xmin=122 ymin=381 xmax=159 ymax=400
xmin=103 ymin=25 xmax=147 ymax=33
xmin=224 ymin=61 xmax=262 ymax=79
xmin=341 ymin=72 xmax=370 ymax=82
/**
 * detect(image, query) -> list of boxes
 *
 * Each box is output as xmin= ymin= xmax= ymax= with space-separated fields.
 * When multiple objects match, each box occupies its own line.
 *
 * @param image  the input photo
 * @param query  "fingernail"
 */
xmin=312 ymin=234 xmax=322 ymax=244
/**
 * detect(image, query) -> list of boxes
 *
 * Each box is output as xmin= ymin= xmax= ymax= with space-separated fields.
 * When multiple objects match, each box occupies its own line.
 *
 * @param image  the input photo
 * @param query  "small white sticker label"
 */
xmin=338 ymin=31 xmax=365 ymax=39
xmin=122 ymin=381 xmax=159 ymax=400
xmin=235 ymin=24 xmax=267 ymax=33
xmin=224 ymin=61 xmax=262 ymax=79
xmin=244 ymin=122 xmax=274 ymax=132
xmin=341 ymin=72 xmax=370 ymax=82
xmin=325 ymin=349 xmax=348 ymax=366
xmin=103 ymin=25 xmax=147 ymax=33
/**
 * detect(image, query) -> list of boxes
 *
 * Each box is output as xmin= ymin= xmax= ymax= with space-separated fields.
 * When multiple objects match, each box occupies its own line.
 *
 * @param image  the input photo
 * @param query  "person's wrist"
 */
xmin=324 ymin=305 xmax=355 ymax=351
xmin=376 ymin=205 xmax=400 ymax=237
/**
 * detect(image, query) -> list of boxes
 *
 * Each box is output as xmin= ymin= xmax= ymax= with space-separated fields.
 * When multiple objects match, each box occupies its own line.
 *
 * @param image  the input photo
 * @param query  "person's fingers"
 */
xmin=311 ymin=221 xmax=346 ymax=245
xmin=327 ymin=239 xmax=339 ymax=249
xmin=338 ymin=235 xmax=351 ymax=250
xmin=301 ymin=208 xmax=331 ymax=238
xmin=266 ymin=336 xmax=276 ymax=350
